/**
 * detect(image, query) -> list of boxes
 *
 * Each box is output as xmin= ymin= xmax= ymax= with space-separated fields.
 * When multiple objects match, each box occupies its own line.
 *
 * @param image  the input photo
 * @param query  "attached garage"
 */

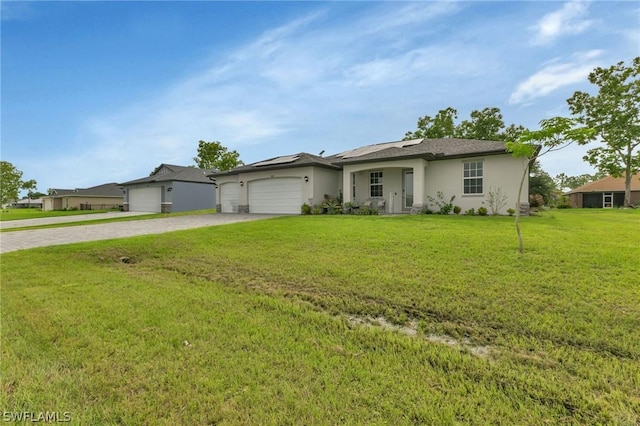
xmin=129 ymin=187 xmax=162 ymax=212
xmin=248 ymin=178 xmax=302 ymax=214
xmin=220 ymin=182 xmax=240 ymax=213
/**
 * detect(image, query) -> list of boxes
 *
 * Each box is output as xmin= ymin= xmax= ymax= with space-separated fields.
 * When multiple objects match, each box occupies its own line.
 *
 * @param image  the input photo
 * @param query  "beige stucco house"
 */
xmin=42 ymin=183 xmax=123 ymax=211
xmin=209 ymin=138 xmax=530 ymax=215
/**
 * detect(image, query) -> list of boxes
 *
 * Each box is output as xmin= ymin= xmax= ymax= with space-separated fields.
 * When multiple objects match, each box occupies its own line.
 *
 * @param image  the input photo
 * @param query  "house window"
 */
xmin=351 ymin=173 xmax=356 ymax=199
xmin=370 ymin=171 xmax=383 ymax=197
xmin=463 ymin=161 xmax=483 ymax=194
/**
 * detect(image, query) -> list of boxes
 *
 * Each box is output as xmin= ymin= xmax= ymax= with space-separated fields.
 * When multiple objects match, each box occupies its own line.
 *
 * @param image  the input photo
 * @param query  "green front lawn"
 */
xmin=1 ymin=210 xmax=638 ymax=424
xmin=0 ymin=208 xmax=112 ymax=221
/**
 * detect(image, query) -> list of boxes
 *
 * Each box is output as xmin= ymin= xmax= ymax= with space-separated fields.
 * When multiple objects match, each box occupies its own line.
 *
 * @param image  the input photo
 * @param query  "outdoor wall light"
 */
xmin=304 ymin=176 xmax=309 ymax=182
xmin=167 ymin=187 xmax=173 ymax=192
xmin=240 ymin=181 xmax=244 ymax=187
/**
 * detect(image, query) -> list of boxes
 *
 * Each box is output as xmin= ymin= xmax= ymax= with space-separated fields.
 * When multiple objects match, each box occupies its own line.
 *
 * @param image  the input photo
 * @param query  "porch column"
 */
xmin=411 ymin=161 xmax=426 ymax=214
xmin=342 ymin=169 xmax=352 ymax=203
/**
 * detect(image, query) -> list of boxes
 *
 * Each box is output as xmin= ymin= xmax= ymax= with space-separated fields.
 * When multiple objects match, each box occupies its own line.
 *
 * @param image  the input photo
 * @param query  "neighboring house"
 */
xmin=566 ymin=172 xmax=640 ymax=208
xmin=42 ymin=183 xmax=123 ymax=211
xmin=12 ymin=198 xmax=43 ymax=209
xmin=210 ymin=138 xmax=530 ymax=215
xmin=120 ymin=164 xmax=215 ymax=213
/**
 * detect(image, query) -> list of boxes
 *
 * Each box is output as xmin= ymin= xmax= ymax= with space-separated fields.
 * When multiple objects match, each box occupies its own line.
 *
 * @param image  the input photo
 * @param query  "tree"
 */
xmin=193 ymin=140 xmax=243 ymax=171
xmin=456 ymin=107 xmax=505 ymax=140
xmin=22 ymin=179 xmax=38 ymax=207
xmin=567 ymin=57 xmax=640 ymax=207
xmin=1 ymin=161 xmax=37 ymax=207
xmin=404 ymin=107 xmax=527 ymax=141
xmin=403 ymin=107 xmax=458 ymax=140
xmin=529 ymin=161 xmax=556 ymax=205
xmin=506 ymin=117 xmax=595 ymax=253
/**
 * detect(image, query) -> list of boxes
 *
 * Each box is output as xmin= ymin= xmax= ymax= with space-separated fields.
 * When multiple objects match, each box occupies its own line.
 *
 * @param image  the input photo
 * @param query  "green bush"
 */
xmin=507 ymin=208 xmax=516 ymax=216
xmin=453 ymin=206 xmax=461 ymax=215
xmin=301 ymin=203 xmax=312 ymax=215
xmin=464 ymin=208 xmax=475 ymax=216
xmin=421 ymin=207 xmax=434 ymax=215
xmin=477 ymin=207 xmax=488 ymax=216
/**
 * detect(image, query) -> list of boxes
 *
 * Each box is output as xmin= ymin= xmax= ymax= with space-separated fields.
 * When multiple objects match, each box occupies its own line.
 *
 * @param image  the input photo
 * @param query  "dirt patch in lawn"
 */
xmin=346 ymin=315 xmax=492 ymax=358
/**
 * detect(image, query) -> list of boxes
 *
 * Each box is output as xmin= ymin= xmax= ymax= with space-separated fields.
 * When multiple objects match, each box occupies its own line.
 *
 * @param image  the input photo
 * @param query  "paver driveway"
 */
xmin=0 ymin=213 xmax=279 ymax=253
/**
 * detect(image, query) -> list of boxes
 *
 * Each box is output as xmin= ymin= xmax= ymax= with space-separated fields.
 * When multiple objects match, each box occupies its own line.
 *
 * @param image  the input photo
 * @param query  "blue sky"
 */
xmin=2 ymin=1 xmax=638 ymax=193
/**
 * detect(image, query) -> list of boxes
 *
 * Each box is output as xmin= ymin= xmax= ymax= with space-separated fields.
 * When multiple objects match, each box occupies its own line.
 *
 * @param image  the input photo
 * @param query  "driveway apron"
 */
xmin=0 ymin=214 xmax=278 ymax=254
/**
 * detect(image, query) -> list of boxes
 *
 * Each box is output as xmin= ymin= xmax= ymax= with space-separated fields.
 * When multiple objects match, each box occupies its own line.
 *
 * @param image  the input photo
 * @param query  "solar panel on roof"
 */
xmin=253 ymin=155 xmax=300 ymax=167
xmin=336 ymin=138 xmax=422 ymax=158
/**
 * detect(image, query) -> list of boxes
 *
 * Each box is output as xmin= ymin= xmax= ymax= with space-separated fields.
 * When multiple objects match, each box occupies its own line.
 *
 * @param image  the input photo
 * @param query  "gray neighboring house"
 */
xmin=120 ymin=164 xmax=215 ymax=213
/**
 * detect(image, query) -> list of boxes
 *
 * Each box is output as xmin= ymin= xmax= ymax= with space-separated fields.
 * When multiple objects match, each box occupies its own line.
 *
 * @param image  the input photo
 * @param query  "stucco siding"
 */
xmin=424 ymin=154 xmax=527 ymax=214
xmin=171 ymin=181 xmax=216 ymax=212
xmin=311 ymin=167 xmax=341 ymax=205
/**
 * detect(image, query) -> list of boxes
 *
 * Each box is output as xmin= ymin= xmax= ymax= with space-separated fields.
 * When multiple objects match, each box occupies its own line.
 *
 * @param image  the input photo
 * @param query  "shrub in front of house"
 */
xmin=464 ymin=208 xmax=475 ymax=216
xmin=529 ymin=194 xmax=545 ymax=208
xmin=453 ymin=206 xmax=461 ymax=215
xmin=477 ymin=207 xmax=488 ymax=216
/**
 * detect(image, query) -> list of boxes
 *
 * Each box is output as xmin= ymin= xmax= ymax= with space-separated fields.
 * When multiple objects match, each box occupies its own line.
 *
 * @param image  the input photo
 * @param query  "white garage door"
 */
xmin=220 ymin=182 xmax=240 ymax=213
xmin=129 ymin=187 xmax=161 ymax=212
xmin=248 ymin=178 xmax=302 ymax=214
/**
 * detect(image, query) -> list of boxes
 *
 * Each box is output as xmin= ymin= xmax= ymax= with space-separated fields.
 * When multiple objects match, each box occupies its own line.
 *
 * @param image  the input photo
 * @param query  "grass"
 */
xmin=0 ymin=209 xmax=217 ymax=232
xmin=1 ymin=209 xmax=639 ymax=424
xmin=0 ymin=208 xmax=114 ymax=221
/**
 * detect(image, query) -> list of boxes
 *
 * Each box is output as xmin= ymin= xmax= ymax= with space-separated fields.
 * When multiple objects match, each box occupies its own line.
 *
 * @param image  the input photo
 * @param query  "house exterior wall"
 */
xmin=42 ymin=196 xmax=123 ymax=211
xmin=171 ymin=181 xmax=216 ymax=212
xmin=424 ymin=154 xmax=528 ymax=214
xmin=310 ymin=167 xmax=341 ymax=205
xmin=215 ymin=166 xmax=340 ymax=213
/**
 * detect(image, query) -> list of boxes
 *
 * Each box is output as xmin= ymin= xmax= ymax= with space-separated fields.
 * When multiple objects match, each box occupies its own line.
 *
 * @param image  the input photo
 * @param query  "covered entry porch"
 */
xmin=341 ymin=159 xmax=427 ymax=214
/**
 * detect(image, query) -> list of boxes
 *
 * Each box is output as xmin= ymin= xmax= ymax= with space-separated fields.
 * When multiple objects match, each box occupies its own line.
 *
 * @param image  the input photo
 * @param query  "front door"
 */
xmin=404 ymin=171 xmax=413 ymax=210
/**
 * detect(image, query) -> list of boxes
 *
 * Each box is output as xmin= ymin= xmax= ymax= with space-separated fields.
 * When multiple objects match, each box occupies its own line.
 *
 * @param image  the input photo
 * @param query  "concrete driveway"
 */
xmin=0 ymin=213 xmax=279 ymax=254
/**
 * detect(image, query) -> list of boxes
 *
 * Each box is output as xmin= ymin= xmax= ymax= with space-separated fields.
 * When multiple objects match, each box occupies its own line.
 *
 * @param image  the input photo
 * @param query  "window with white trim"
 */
xmin=463 ymin=161 xmax=483 ymax=194
xmin=370 ymin=171 xmax=383 ymax=197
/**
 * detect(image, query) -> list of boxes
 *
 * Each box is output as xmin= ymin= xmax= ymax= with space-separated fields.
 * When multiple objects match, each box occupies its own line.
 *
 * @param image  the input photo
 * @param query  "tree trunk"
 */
xmin=515 ymin=161 xmax=528 ymax=253
xmin=624 ymin=151 xmax=632 ymax=207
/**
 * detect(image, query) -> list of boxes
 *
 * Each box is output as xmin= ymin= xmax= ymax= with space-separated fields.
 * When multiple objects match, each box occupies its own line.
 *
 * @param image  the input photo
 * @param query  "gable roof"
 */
xmin=44 ymin=183 xmax=123 ymax=198
xmin=209 ymin=153 xmax=341 ymax=177
xmin=567 ymin=172 xmax=640 ymax=194
xmin=121 ymin=164 xmax=213 ymax=185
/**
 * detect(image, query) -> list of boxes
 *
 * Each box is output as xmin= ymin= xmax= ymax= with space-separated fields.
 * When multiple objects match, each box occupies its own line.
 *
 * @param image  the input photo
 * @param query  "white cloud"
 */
xmin=68 ymin=2 xmax=472 ymax=184
xmin=509 ymin=50 xmax=603 ymax=105
xmin=530 ymin=0 xmax=594 ymax=45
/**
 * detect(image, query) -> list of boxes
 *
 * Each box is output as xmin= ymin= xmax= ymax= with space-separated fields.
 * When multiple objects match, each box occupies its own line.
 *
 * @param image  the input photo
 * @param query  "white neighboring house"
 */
xmin=209 ymin=138 xmax=531 ymax=215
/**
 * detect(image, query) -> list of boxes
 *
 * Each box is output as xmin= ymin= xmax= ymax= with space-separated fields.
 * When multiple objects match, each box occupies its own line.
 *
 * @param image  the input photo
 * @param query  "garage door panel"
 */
xmin=249 ymin=178 xmax=301 ymax=214
xmin=220 ymin=183 xmax=240 ymax=213
xmin=129 ymin=187 xmax=161 ymax=212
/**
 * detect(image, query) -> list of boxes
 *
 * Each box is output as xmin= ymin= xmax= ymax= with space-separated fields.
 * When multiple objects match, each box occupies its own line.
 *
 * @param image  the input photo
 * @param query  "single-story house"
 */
xmin=12 ymin=198 xmax=44 ymax=209
xmin=209 ymin=138 xmax=530 ymax=215
xmin=120 ymin=164 xmax=215 ymax=213
xmin=42 ymin=183 xmax=123 ymax=211
xmin=566 ymin=172 xmax=640 ymax=208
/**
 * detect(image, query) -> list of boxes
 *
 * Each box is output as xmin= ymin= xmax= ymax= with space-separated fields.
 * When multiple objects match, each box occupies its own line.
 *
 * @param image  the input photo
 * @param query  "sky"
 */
xmin=2 ymin=0 xmax=638 ymax=194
